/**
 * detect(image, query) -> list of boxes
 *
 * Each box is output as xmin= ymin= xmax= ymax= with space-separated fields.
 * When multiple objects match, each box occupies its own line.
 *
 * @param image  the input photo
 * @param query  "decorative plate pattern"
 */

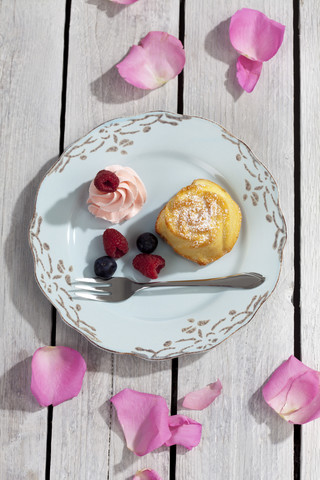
xmin=29 ymin=111 xmax=286 ymax=360
xmin=29 ymin=214 xmax=101 ymax=344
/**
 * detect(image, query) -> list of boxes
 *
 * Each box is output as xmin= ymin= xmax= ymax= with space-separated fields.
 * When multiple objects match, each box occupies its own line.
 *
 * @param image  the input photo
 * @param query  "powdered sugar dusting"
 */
xmin=169 ymin=186 xmax=224 ymax=245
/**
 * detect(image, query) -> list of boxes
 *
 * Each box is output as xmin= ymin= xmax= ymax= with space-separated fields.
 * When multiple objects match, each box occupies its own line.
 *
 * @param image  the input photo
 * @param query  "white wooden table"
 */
xmin=1 ymin=1 xmax=319 ymax=478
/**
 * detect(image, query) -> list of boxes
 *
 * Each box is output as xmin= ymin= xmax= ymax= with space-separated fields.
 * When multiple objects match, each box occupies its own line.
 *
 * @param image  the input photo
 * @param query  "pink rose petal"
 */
xmin=111 ymin=389 xmax=171 ymax=456
xmin=182 ymin=380 xmax=222 ymax=410
xmin=236 ymin=56 xmax=263 ymax=93
xmin=31 ymin=346 xmax=86 ymax=407
xmin=110 ymin=0 xmax=138 ymax=4
xmin=117 ymin=31 xmax=185 ymax=89
xmin=164 ymin=415 xmax=202 ymax=450
xmin=133 ymin=469 xmax=162 ymax=480
xmin=263 ymin=356 xmax=311 ymax=405
xmin=229 ymin=8 xmax=285 ymax=62
xmin=263 ymin=355 xmax=320 ymax=424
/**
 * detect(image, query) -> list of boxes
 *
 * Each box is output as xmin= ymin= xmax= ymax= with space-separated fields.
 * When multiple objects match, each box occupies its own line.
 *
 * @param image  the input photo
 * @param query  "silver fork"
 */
xmin=72 ymin=272 xmax=265 ymax=303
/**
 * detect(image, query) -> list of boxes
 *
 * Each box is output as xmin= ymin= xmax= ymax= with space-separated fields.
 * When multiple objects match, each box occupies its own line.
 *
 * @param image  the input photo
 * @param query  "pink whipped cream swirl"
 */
xmin=87 ymin=165 xmax=147 ymax=223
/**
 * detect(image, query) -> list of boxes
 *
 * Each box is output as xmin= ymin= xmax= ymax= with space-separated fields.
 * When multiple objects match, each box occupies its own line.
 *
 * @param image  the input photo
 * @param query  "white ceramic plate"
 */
xmin=29 ymin=112 xmax=286 ymax=360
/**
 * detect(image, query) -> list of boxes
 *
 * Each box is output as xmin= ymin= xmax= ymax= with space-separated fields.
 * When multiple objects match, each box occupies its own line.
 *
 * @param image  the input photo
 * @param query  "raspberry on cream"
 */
xmin=87 ymin=165 xmax=147 ymax=223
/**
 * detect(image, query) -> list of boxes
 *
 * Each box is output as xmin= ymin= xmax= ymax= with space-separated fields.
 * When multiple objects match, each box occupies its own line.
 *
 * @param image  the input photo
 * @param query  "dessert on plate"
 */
xmin=155 ymin=179 xmax=242 ymax=265
xmin=87 ymin=165 xmax=147 ymax=223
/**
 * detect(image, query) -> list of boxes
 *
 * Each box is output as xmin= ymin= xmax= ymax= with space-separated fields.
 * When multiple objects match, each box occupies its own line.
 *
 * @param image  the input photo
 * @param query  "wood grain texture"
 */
xmin=300 ymin=0 xmax=320 ymax=477
xmin=0 ymin=0 xmax=65 ymax=478
xmin=50 ymin=1 xmax=180 ymax=479
xmin=177 ymin=1 xmax=294 ymax=479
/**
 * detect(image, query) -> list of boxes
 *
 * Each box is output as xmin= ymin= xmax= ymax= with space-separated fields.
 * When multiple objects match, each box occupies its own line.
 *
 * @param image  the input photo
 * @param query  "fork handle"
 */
xmin=136 ymin=273 xmax=265 ymax=290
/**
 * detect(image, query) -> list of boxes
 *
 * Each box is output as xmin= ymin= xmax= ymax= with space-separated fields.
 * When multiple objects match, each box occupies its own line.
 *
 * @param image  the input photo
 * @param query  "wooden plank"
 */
xmin=177 ymin=2 xmax=294 ymax=479
xmin=50 ymin=1 xmax=180 ymax=479
xmin=300 ymin=1 xmax=320 ymax=477
xmin=0 ymin=0 xmax=65 ymax=477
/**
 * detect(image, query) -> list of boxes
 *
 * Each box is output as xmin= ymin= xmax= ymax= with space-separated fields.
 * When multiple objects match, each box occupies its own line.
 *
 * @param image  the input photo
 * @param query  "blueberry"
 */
xmin=94 ymin=256 xmax=117 ymax=279
xmin=136 ymin=232 xmax=158 ymax=254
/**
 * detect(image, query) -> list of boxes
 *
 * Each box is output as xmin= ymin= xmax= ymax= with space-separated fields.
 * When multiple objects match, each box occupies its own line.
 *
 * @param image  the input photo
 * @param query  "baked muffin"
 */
xmin=155 ymin=179 xmax=241 ymax=265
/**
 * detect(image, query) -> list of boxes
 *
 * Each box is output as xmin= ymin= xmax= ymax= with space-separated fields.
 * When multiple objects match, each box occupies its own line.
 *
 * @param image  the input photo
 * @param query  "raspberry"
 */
xmin=94 ymin=170 xmax=119 ymax=193
xmin=132 ymin=254 xmax=165 ymax=279
xmin=103 ymin=229 xmax=129 ymax=258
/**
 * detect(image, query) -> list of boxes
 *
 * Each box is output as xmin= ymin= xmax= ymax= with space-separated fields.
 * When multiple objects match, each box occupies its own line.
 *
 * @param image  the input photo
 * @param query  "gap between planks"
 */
xmin=170 ymin=2 xmax=186 ymax=479
xmin=45 ymin=0 xmax=73 ymax=478
xmin=293 ymin=0 xmax=302 ymax=478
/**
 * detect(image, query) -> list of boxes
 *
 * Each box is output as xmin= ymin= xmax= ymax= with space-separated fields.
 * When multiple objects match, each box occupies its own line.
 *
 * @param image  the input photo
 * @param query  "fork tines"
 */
xmin=73 ymin=291 xmax=111 ymax=301
xmin=72 ymin=278 xmax=113 ymax=298
xmin=73 ymin=278 xmax=112 ymax=287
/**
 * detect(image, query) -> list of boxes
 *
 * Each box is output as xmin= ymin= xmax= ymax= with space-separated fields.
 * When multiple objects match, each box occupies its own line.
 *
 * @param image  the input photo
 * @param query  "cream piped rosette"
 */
xmin=87 ymin=165 xmax=147 ymax=223
xmin=156 ymin=179 xmax=242 ymax=265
